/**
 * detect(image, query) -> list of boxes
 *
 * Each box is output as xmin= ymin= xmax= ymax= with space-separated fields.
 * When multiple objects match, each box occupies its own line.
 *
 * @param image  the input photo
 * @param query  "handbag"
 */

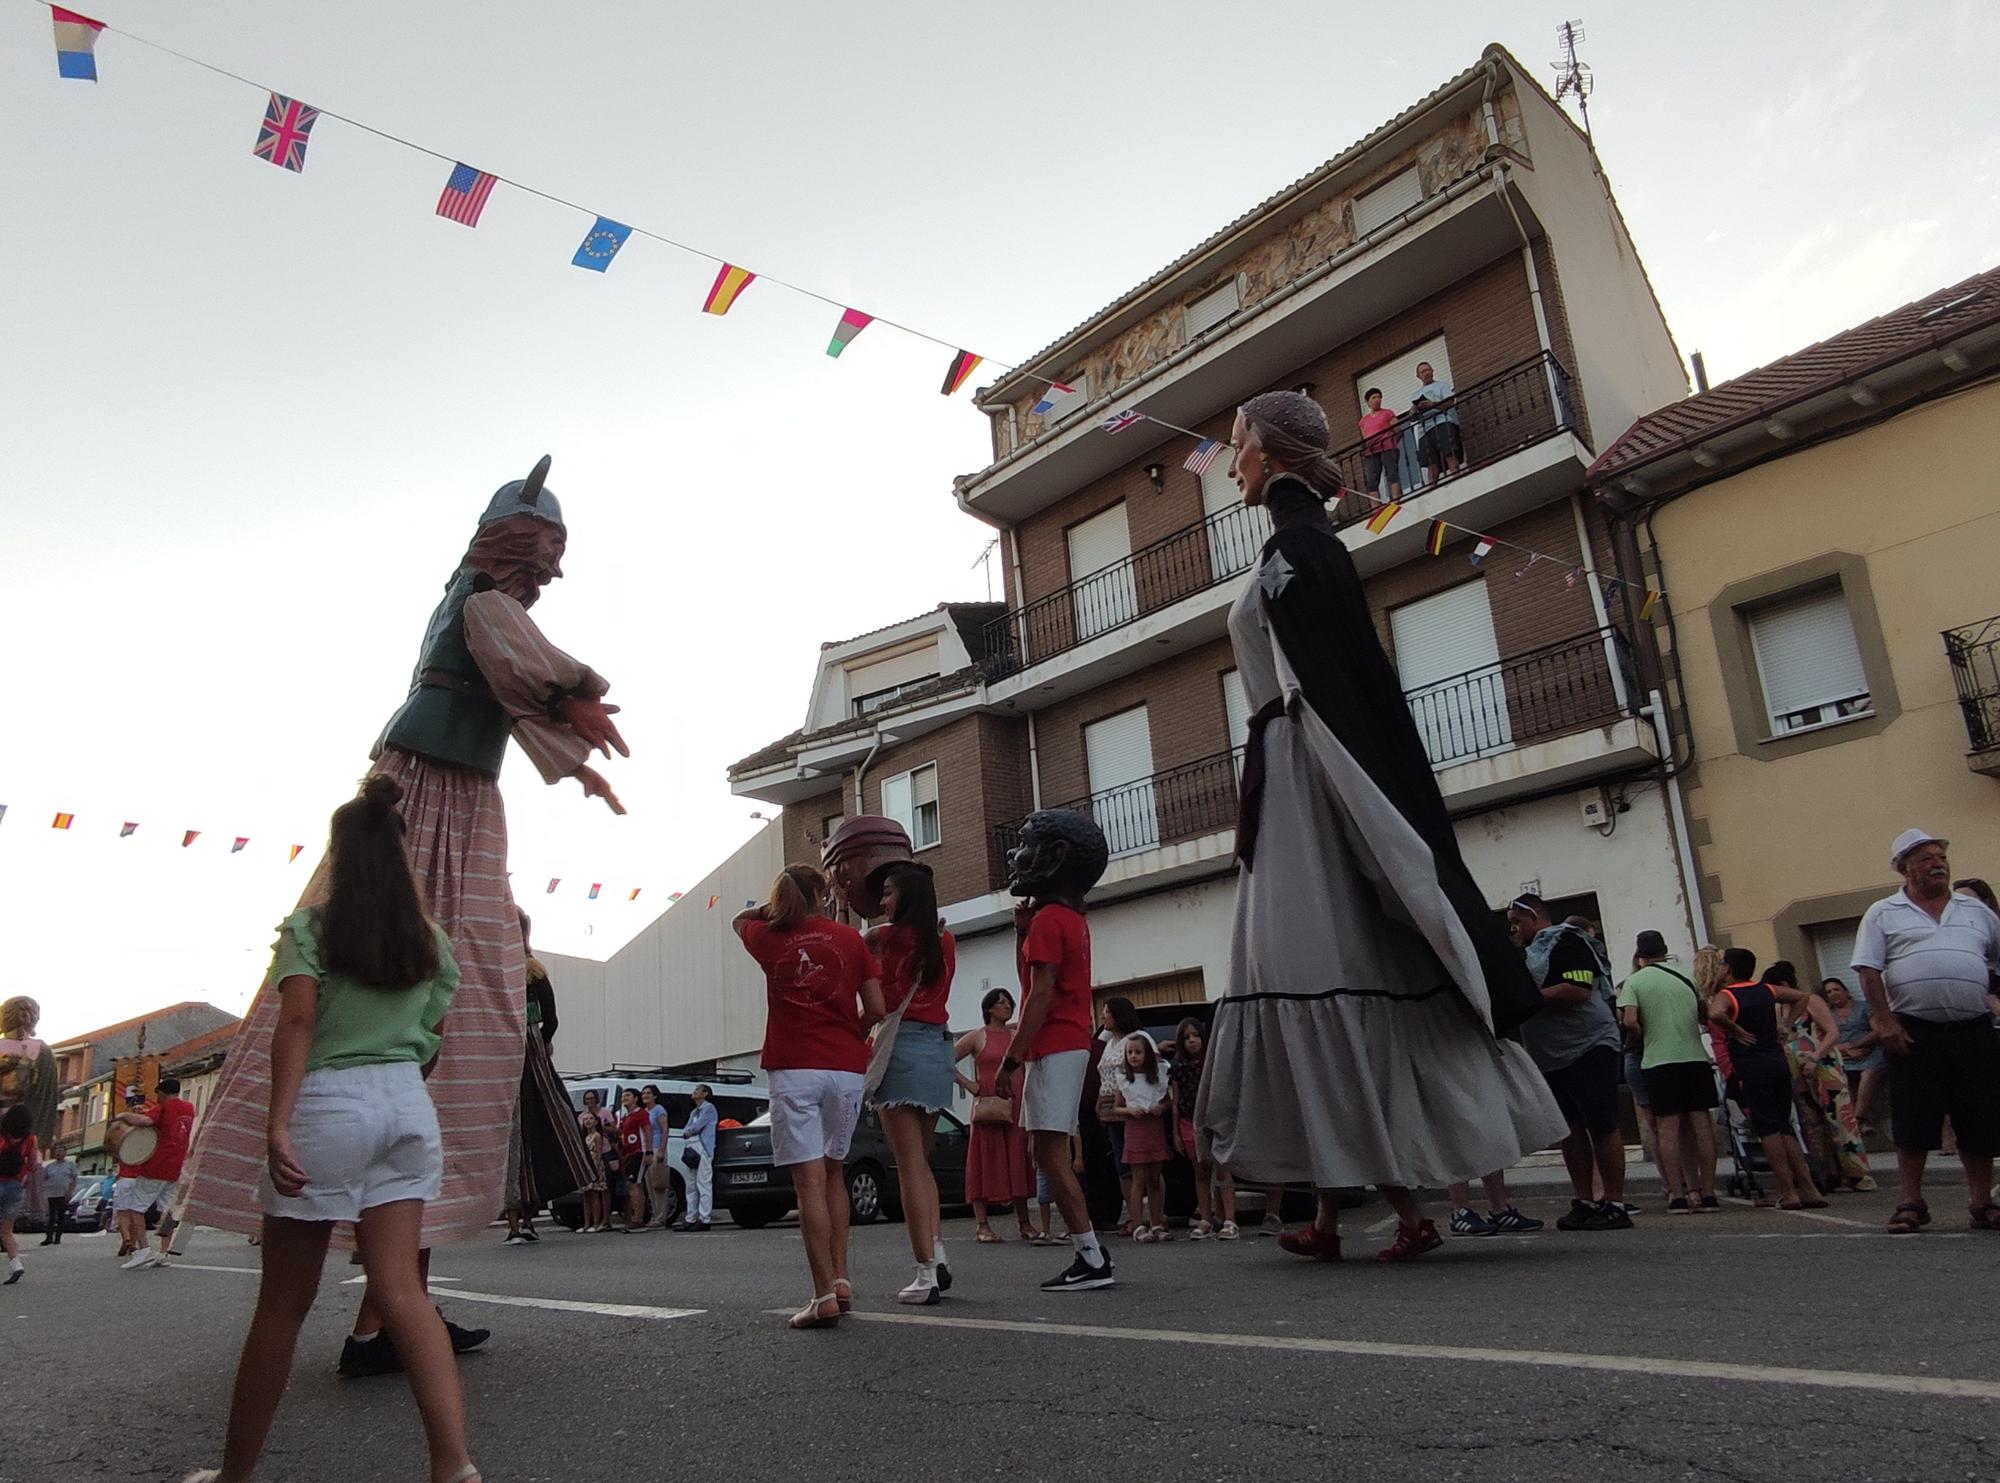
xmin=863 ymin=975 xmax=925 ymax=1102
xmin=971 ymin=1095 xmax=1014 ymax=1126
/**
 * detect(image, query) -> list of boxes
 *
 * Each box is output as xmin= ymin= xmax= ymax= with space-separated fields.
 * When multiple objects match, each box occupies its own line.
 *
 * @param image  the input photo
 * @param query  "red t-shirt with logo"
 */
xmin=874 ymin=923 xmax=956 ymax=1025
xmin=131 ymin=1096 xmax=196 ymax=1182
xmin=740 ymin=916 xmax=880 ymax=1074
xmin=1018 ymin=904 xmax=1093 ymax=1060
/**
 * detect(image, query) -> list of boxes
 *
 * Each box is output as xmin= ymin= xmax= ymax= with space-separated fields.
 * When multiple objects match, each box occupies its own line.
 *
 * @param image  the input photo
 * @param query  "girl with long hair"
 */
xmin=868 ymin=864 xmax=958 ymax=1304
xmin=1111 ymin=1035 xmax=1171 ymax=1241
xmin=735 ymin=865 xmax=885 ymax=1329
xmin=1170 ymin=1019 xmax=1235 ymax=1239
xmin=955 ymin=988 xmax=1039 ymax=1243
xmin=186 ymin=777 xmax=478 ymax=1483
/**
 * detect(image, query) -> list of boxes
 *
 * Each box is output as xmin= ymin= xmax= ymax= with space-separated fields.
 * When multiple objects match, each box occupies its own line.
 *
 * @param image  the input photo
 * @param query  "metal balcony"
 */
xmin=989 ymin=625 xmax=1636 ymax=885
xmin=1944 ymin=616 xmax=2000 ymax=772
xmin=981 ymin=352 xmax=1578 ymax=679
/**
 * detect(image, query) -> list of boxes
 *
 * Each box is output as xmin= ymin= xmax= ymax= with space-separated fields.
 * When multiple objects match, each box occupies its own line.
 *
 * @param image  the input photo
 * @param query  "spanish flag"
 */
xmin=52 ymin=812 xmax=74 ymax=830
xmin=1365 ymin=500 xmax=1403 ymax=535
xmin=703 ymin=263 xmax=755 ymax=315
xmin=940 ymin=349 xmax=982 ymax=396
xmin=1425 ymin=519 xmax=1450 ymax=556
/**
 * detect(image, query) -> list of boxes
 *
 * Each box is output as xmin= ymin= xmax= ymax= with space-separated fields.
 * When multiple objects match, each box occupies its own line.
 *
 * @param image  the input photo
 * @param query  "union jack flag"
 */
xmin=254 ymin=93 xmax=319 ymax=173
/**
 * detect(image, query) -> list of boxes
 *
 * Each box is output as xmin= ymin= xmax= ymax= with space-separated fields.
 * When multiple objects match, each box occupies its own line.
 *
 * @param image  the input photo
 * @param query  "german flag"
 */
xmin=1364 ymin=500 xmax=1403 ymax=535
xmin=941 ymin=349 xmax=982 ymax=396
xmin=51 ymin=812 xmax=74 ymax=830
xmin=1425 ymin=519 xmax=1450 ymax=556
xmin=703 ymin=263 xmax=756 ymax=315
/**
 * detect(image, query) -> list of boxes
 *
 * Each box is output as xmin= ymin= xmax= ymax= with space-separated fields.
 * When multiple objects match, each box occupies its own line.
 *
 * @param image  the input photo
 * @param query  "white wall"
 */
xmin=541 ymin=821 xmax=784 ymax=1075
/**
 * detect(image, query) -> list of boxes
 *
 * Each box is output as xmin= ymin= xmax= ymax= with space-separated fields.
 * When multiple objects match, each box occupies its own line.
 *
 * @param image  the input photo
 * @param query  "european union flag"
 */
xmin=572 ymin=217 xmax=632 ymax=273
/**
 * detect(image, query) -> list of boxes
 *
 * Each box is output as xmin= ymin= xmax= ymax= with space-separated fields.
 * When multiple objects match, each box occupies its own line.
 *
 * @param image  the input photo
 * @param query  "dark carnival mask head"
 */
xmin=1006 ymin=809 xmax=1109 ymax=902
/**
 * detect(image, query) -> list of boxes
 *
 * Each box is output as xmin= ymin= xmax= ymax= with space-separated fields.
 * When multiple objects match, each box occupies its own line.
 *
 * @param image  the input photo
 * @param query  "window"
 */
xmin=1084 ymin=706 xmax=1158 ymax=855
xmin=1747 ymin=586 xmax=1872 ymax=736
xmin=1184 ymin=280 xmax=1240 ymax=339
xmin=1067 ymin=503 xmax=1137 ymax=639
xmin=881 ymin=764 xmax=940 ymax=851
xmin=1353 ymin=166 xmax=1423 ymax=236
xmin=1390 ymin=580 xmax=1510 ymax=766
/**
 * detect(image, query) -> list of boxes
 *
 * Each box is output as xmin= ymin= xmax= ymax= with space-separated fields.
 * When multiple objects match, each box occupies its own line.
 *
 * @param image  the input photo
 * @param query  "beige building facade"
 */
xmin=1593 ymin=267 xmax=2000 ymax=984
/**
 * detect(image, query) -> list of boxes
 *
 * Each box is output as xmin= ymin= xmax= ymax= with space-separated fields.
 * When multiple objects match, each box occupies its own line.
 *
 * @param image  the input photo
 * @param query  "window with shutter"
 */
xmin=1747 ymin=587 xmax=1872 ymax=735
xmin=1084 ymin=706 xmax=1158 ymax=855
xmin=1067 ymin=503 xmax=1137 ymax=639
xmin=1200 ymin=459 xmax=1270 ymax=579
xmin=1353 ymin=167 xmax=1424 ymax=236
xmin=1390 ymin=580 xmax=1511 ymax=766
xmin=1184 ymin=281 xmax=1240 ymax=339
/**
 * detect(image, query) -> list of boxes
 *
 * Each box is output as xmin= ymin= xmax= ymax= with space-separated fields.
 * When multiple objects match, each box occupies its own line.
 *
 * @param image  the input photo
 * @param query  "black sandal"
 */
xmin=1887 ymin=1201 xmax=1930 ymax=1234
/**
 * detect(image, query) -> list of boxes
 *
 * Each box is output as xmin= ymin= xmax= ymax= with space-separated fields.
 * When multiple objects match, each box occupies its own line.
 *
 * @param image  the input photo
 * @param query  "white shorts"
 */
xmin=1021 ymin=1049 xmax=1090 ymax=1135
xmin=114 ymin=1176 xmax=173 ymax=1214
xmin=261 ymin=1061 xmax=443 ymax=1223
xmin=768 ymin=1068 xmax=865 ymax=1167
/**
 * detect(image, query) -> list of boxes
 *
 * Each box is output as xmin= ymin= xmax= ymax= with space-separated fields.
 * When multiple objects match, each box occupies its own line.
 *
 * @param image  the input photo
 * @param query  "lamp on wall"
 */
xmin=1145 ymin=462 xmax=1165 ymax=494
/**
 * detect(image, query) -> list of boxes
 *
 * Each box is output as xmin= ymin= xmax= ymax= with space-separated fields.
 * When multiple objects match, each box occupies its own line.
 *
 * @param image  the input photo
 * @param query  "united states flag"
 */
xmin=436 ymin=163 xmax=498 ymax=227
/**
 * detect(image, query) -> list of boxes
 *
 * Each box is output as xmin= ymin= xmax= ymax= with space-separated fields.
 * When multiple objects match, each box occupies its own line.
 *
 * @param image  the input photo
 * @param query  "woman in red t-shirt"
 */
xmin=867 ymin=865 xmax=957 ymax=1307
xmin=735 ymin=865 xmax=885 ymax=1330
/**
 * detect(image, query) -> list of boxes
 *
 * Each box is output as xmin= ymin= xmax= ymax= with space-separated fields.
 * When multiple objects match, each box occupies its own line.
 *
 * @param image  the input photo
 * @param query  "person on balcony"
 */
xmin=1195 ymin=390 xmax=1564 ymax=1265
xmin=1357 ymin=388 xmax=1403 ymax=505
xmin=1410 ymin=362 xmax=1462 ymax=484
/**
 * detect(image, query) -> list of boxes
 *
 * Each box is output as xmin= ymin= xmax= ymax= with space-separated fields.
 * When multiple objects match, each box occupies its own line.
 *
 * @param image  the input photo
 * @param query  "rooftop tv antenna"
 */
xmin=1552 ymin=19 xmax=1594 ymax=142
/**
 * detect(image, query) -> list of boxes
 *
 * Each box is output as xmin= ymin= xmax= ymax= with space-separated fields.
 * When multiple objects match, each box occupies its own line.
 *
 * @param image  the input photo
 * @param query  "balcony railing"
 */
xmin=981 ymin=352 xmax=1578 ymax=678
xmin=1945 ymin=616 xmax=2000 ymax=753
xmin=989 ymin=626 xmax=1635 ymax=886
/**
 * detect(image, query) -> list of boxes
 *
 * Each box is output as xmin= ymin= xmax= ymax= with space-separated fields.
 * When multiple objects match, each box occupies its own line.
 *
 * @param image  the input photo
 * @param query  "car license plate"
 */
xmin=728 ymin=1170 xmax=768 ymax=1186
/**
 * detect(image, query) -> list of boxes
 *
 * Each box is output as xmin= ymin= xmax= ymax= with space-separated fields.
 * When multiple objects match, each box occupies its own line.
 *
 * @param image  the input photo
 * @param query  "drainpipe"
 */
xmin=1641 ymin=689 xmax=1710 ymax=947
xmin=1569 ymin=492 xmax=1629 ymax=712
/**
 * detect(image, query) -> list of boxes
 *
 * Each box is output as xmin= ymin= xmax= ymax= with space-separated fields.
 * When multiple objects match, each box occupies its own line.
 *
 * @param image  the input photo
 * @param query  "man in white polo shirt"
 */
xmin=1853 ymin=828 xmax=2000 ymax=1234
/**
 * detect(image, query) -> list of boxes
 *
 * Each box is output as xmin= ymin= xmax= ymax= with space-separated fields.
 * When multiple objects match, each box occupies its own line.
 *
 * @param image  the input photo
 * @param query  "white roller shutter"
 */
xmin=1068 ymin=503 xmax=1137 ymax=639
xmin=1390 ymin=580 xmax=1510 ymax=765
xmin=1748 ymin=587 xmax=1870 ymax=732
xmin=1201 ymin=458 xmax=1270 ymax=578
xmin=1809 ymin=920 xmax=1861 ymax=993
xmin=1353 ymin=166 xmax=1424 ymax=236
xmin=1085 ymin=706 xmax=1158 ymax=855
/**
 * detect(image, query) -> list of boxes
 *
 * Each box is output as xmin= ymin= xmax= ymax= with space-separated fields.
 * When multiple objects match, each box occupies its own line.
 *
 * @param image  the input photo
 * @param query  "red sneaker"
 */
xmin=1276 ymin=1224 xmax=1342 ymax=1262
xmin=1376 ymin=1219 xmax=1443 ymax=1263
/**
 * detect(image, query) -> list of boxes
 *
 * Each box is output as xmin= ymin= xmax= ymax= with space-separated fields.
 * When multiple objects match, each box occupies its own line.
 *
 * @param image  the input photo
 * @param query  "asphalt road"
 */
xmin=10 ymin=1187 xmax=1998 ymax=1483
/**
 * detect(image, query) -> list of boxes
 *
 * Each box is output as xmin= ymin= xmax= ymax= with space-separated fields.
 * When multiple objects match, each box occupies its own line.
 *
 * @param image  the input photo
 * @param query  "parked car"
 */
xmin=548 ymin=1070 xmax=769 ymax=1230
xmin=714 ymin=1106 xmax=970 ymax=1229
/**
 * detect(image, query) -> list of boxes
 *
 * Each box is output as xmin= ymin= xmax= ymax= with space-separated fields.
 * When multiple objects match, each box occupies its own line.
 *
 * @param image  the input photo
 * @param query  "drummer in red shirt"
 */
xmin=116 ymin=1077 xmax=197 ymax=1271
xmin=735 ymin=865 xmax=885 ymax=1330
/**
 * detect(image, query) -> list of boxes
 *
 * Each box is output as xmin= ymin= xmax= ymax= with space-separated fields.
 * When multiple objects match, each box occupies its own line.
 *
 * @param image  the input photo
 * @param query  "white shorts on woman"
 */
xmin=260 ymin=1061 xmax=443 ymax=1222
xmin=768 ymin=1068 xmax=865 ymax=1166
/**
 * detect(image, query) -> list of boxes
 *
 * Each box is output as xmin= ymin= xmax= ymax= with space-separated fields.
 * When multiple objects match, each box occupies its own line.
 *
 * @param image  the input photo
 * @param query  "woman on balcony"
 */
xmin=1194 ymin=390 xmax=1567 ymax=1264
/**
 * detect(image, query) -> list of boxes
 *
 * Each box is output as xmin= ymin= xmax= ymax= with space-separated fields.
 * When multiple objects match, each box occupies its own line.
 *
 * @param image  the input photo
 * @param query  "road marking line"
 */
xmin=802 ymin=1310 xmax=2000 ymax=1401
xmin=445 ymin=1289 xmax=703 ymax=1321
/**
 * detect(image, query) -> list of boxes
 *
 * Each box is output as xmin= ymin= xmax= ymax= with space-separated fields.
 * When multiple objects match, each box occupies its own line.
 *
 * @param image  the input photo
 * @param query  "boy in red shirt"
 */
xmin=995 ymin=810 xmax=1114 ymax=1292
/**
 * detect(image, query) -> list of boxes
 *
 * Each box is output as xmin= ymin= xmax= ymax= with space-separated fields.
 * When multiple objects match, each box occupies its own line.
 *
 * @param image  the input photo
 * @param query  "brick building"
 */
xmin=730 ymin=46 xmax=1702 ymax=1027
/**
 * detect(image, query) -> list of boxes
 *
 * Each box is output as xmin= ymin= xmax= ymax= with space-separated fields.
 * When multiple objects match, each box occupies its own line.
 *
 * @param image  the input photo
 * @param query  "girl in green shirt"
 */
xmin=187 ymin=776 xmax=480 ymax=1483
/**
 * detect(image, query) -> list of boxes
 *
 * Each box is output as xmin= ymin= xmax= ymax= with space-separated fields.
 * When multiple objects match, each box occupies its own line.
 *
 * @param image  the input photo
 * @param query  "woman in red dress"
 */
xmin=954 ymin=989 xmax=1038 ymax=1243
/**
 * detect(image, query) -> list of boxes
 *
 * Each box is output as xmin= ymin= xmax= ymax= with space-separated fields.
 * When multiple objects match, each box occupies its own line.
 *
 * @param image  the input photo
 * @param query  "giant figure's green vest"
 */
xmin=374 ymin=569 xmax=513 ymax=776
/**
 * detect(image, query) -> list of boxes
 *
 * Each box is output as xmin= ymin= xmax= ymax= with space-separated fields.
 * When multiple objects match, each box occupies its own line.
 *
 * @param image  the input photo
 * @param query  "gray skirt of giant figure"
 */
xmin=1194 ymin=571 xmax=1567 ymax=1190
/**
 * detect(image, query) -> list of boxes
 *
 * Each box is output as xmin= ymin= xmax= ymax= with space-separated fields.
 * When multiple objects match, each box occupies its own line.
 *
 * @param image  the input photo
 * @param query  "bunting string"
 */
xmin=25 ymin=0 xmax=1662 ymax=612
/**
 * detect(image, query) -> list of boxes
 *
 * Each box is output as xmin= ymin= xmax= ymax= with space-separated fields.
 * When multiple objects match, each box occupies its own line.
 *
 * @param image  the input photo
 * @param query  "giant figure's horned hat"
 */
xmin=478 ymin=453 xmax=565 ymax=530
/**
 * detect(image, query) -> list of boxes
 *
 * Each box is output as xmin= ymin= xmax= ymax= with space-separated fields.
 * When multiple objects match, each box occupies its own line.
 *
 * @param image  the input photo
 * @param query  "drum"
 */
xmin=106 ymin=1122 xmax=158 ymax=1168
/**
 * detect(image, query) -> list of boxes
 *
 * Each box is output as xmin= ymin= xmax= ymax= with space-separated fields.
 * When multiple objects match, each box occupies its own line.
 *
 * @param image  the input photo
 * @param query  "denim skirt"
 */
xmin=874 ymin=1021 xmax=954 ymax=1113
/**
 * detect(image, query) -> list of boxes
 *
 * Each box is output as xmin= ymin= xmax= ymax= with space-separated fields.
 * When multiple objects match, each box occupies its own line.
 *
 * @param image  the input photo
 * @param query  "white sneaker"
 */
xmin=121 ymin=1249 xmax=159 ymax=1271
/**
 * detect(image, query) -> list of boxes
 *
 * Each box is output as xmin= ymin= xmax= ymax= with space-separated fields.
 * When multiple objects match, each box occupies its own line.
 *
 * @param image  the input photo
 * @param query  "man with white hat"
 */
xmin=1853 ymin=828 xmax=2000 ymax=1234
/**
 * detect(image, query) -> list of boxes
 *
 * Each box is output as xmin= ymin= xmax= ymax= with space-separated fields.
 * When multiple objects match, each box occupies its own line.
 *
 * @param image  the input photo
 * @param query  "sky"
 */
xmin=5 ymin=1 xmax=1996 ymax=1045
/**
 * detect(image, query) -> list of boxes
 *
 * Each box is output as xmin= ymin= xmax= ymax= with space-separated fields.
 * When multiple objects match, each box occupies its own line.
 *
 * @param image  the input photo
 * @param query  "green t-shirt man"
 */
xmin=1616 ymin=959 xmax=1708 ymax=1069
